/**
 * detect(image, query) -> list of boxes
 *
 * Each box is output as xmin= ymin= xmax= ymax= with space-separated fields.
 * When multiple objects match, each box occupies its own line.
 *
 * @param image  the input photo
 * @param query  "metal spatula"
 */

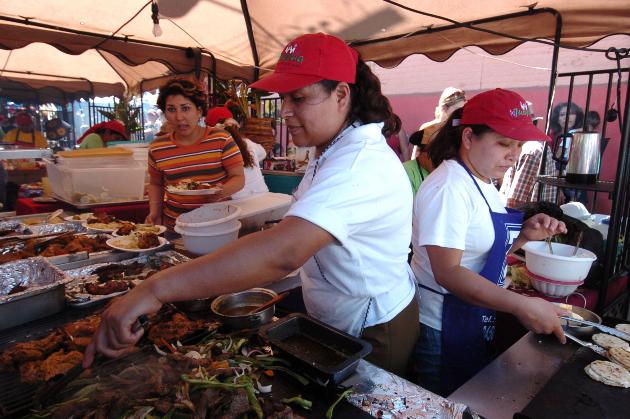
xmin=560 ymin=316 xmax=630 ymax=341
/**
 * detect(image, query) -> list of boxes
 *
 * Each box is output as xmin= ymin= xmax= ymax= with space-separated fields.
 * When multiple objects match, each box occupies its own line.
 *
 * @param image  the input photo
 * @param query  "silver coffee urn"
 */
xmin=566 ymin=131 xmax=601 ymax=184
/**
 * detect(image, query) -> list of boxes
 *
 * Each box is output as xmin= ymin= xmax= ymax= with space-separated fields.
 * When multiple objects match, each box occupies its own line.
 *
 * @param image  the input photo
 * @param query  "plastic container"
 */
xmin=522 ymin=241 xmax=597 ymax=282
xmin=45 ymin=158 xmax=146 ymax=203
xmin=231 ymin=192 xmax=292 ymax=230
xmin=174 ymin=220 xmax=241 ymax=255
xmin=175 ymin=203 xmax=242 ymax=234
xmin=528 ymin=268 xmax=584 ymax=297
xmin=55 ymin=147 xmax=136 ymax=169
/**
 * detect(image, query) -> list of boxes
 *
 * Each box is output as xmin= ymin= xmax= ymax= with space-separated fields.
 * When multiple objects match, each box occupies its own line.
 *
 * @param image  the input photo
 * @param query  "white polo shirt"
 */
xmin=286 ymin=122 xmax=416 ymax=337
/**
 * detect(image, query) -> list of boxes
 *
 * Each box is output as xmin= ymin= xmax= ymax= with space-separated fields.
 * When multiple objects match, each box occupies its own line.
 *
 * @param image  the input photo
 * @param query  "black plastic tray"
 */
xmin=259 ymin=313 xmax=372 ymax=386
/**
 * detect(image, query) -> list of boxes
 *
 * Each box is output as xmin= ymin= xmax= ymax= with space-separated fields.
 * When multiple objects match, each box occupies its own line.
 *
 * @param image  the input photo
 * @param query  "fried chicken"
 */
xmin=137 ymin=232 xmax=160 ymax=249
xmin=62 ymin=315 xmax=100 ymax=337
xmin=0 ymin=332 xmax=64 ymax=367
xmin=19 ymin=349 xmax=83 ymax=383
xmin=115 ymin=222 xmax=137 ymax=236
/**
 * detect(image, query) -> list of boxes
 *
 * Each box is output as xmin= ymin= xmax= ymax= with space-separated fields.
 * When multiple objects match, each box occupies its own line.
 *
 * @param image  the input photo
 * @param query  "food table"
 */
xmin=15 ymin=197 xmax=150 ymax=223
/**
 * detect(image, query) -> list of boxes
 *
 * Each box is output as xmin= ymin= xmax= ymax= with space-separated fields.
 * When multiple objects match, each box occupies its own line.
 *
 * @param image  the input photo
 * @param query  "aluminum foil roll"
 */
xmin=0 ymin=257 xmax=71 ymax=303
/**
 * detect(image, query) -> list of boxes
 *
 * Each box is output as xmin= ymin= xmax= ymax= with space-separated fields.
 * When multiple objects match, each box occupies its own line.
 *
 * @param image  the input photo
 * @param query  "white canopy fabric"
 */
xmin=0 ymin=0 xmax=629 ymax=97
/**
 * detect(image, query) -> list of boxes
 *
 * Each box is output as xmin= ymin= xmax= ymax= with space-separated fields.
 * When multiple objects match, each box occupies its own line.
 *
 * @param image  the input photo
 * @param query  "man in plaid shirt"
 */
xmin=500 ymin=102 xmax=558 ymax=208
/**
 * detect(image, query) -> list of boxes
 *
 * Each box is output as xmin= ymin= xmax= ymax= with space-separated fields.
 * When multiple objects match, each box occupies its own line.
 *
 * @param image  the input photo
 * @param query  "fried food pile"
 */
xmin=147 ymin=312 xmax=213 ymax=345
xmin=0 ymin=316 xmax=100 ymax=383
xmin=0 ymin=234 xmax=109 ymax=264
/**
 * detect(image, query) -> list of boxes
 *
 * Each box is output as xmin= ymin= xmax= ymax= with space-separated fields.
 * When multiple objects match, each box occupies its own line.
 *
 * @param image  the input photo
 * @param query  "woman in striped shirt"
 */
xmin=146 ymin=79 xmax=245 ymax=228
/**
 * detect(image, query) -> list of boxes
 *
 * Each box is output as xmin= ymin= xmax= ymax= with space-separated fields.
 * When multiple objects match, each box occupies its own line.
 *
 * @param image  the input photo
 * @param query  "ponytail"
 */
xmin=319 ymin=58 xmax=401 ymax=138
xmin=223 ymin=125 xmax=254 ymax=168
xmin=427 ymin=108 xmax=492 ymax=168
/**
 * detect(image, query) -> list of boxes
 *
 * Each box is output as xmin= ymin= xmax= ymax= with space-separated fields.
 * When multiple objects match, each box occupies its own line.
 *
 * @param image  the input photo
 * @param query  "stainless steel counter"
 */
xmin=449 ymin=332 xmax=575 ymax=419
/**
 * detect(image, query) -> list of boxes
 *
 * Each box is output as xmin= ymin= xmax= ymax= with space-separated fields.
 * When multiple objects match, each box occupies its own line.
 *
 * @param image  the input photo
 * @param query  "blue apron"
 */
xmin=424 ymin=160 xmax=524 ymax=395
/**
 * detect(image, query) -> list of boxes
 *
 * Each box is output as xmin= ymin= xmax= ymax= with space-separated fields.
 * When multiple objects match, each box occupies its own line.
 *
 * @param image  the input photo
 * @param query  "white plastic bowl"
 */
xmin=528 ymin=268 xmax=584 ymax=297
xmin=522 ymin=241 xmax=597 ymax=283
xmin=175 ymin=203 xmax=242 ymax=234
xmin=174 ymin=221 xmax=241 ymax=255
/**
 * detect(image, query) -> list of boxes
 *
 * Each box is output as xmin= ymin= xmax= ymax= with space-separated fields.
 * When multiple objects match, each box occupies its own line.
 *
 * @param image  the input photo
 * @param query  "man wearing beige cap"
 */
xmin=500 ymin=101 xmax=558 ymax=207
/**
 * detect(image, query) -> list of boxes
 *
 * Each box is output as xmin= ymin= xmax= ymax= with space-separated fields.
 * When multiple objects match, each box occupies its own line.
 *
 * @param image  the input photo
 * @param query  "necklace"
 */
xmin=311 ymin=122 xmax=358 ymax=180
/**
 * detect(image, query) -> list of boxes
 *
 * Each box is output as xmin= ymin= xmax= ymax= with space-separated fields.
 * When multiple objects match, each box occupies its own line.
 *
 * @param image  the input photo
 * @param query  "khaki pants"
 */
xmin=361 ymin=297 xmax=420 ymax=377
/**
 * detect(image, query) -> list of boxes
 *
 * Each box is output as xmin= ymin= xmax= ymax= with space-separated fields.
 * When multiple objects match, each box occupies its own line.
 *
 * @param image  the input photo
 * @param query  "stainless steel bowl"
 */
xmin=211 ymin=288 xmax=276 ymax=330
xmin=555 ymin=303 xmax=602 ymax=337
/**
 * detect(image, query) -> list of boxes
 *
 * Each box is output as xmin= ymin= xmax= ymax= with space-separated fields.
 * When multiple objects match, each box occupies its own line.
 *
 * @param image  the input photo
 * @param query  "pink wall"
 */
xmin=389 ymin=83 xmax=627 ymax=214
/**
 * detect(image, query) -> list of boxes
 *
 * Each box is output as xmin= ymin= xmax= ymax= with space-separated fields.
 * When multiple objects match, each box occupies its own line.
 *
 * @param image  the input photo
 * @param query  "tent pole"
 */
xmin=240 ymin=0 xmax=260 ymax=81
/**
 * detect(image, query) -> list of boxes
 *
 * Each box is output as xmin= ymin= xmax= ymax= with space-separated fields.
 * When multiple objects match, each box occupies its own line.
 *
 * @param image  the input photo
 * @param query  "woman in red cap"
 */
xmin=77 ymin=120 xmax=128 ymax=149
xmin=145 ymin=79 xmax=245 ymax=228
xmin=85 ymin=33 xmax=418 ymax=377
xmin=411 ymin=88 xmax=568 ymax=396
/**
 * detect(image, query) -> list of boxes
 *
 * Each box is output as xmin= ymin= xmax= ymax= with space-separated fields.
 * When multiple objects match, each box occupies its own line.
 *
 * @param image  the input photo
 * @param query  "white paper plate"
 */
xmin=86 ymin=222 xmax=125 ymax=233
xmin=106 ymin=236 xmax=168 ymax=253
xmin=166 ymin=187 xmax=221 ymax=196
xmin=112 ymin=224 xmax=167 ymax=237
xmin=64 ymin=213 xmax=93 ymax=224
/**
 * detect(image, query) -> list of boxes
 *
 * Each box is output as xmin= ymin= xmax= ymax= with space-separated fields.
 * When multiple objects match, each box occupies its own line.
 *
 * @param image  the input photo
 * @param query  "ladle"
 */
xmin=249 ymin=291 xmax=290 ymax=314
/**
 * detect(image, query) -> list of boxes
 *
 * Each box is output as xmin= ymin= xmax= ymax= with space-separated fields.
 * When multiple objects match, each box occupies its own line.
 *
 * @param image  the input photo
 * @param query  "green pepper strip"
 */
xmin=181 ymin=375 xmax=263 ymax=419
xmin=282 ymin=396 xmax=313 ymax=410
xmin=262 ymin=365 xmax=309 ymax=386
xmin=326 ymin=389 xmax=354 ymax=419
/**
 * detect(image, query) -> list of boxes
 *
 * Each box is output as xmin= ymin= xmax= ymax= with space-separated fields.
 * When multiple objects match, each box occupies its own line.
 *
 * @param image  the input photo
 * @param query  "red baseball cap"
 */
xmin=205 ymin=106 xmax=233 ymax=127
xmin=460 ymin=89 xmax=550 ymax=142
xmin=77 ymin=120 xmax=128 ymax=144
xmin=249 ymin=33 xmax=359 ymax=94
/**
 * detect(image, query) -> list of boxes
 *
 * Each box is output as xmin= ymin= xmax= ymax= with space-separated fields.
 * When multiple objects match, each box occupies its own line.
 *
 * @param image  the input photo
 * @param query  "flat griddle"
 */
xmin=517 ymin=346 xmax=630 ymax=419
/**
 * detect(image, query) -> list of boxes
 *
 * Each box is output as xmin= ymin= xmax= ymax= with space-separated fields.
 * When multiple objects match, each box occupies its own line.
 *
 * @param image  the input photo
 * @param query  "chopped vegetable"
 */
xmin=326 ymin=389 xmax=353 ymax=419
xmin=282 ymin=395 xmax=313 ymax=410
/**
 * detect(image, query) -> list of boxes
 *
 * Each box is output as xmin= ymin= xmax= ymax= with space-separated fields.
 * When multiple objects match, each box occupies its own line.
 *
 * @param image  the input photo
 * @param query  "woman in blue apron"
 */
xmin=411 ymin=89 xmax=568 ymax=396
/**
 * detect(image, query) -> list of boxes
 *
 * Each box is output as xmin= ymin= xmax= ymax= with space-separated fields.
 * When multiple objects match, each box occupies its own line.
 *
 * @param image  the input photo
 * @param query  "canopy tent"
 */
xmin=0 ymin=0 xmax=628 ymax=83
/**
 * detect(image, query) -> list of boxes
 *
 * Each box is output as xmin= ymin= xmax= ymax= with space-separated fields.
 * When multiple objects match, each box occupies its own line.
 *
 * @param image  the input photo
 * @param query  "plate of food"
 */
xmin=64 ymin=212 xmax=94 ymax=224
xmin=112 ymin=222 xmax=167 ymax=237
xmin=166 ymin=179 xmax=221 ymax=195
xmin=106 ymin=232 xmax=168 ymax=253
xmin=85 ymin=213 xmax=126 ymax=232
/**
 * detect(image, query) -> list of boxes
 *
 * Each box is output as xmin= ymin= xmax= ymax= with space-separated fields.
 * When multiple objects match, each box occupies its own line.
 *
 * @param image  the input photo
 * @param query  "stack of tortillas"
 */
xmin=585 ymin=360 xmax=630 ymax=387
xmin=592 ymin=333 xmax=630 ymax=350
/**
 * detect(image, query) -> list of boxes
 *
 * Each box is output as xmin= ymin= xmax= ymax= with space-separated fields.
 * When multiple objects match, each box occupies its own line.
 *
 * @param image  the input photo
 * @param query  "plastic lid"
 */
xmin=57 ymin=147 xmax=133 ymax=158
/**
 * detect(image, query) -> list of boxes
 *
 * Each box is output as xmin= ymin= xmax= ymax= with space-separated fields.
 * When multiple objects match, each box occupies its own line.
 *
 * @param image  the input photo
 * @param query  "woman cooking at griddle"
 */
xmin=411 ymin=89 xmax=568 ymax=396
xmin=85 ymin=33 xmax=418 ymax=376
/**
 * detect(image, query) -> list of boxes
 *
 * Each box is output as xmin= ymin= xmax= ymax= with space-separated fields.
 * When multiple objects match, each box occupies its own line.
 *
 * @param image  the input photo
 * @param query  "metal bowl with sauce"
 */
xmin=211 ymin=288 xmax=277 ymax=330
xmin=555 ymin=303 xmax=602 ymax=337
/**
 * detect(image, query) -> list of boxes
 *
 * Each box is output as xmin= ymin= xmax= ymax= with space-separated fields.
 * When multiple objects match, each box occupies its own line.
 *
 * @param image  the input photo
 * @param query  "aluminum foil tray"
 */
xmin=0 ymin=220 xmax=31 ymax=237
xmin=65 ymin=250 xmax=190 ymax=307
xmin=0 ymin=257 xmax=72 ymax=330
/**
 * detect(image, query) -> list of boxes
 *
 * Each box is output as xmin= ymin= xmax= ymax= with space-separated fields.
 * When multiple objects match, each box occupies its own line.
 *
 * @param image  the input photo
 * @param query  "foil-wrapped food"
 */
xmin=0 ymin=257 xmax=71 ymax=304
xmin=30 ymin=222 xmax=86 ymax=236
xmin=0 ymin=220 xmax=31 ymax=238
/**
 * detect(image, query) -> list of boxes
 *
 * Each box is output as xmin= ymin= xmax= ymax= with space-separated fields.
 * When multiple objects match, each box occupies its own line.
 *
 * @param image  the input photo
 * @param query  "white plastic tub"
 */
xmin=231 ymin=192 xmax=293 ymax=230
xmin=175 ymin=221 xmax=241 ymax=255
xmin=175 ymin=203 xmax=242 ymax=234
xmin=522 ymin=241 xmax=597 ymax=283
xmin=45 ymin=159 xmax=146 ymax=203
xmin=528 ymin=268 xmax=584 ymax=297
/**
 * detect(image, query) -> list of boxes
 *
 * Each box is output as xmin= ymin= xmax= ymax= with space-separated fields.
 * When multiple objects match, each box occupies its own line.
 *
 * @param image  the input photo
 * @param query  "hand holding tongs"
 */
xmin=564 ymin=330 xmax=608 ymax=358
xmin=559 ymin=315 xmax=630 ymax=342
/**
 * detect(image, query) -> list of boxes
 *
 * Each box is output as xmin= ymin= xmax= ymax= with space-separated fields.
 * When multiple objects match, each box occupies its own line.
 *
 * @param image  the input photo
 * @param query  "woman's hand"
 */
xmin=145 ymin=211 xmax=161 ymax=225
xmin=83 ymin=282 xmax=163 ymax=367
xmin=513 ymin=296 xmax=567 ymax=344
xmin=519 ymin=213 xmax=567 ymax=242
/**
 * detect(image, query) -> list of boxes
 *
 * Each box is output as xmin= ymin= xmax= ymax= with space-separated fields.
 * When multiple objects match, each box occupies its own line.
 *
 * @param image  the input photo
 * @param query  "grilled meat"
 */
xmin=85 ymin=280 xmax=129 ymax=295
xmin=137 ymin=232 xmax=160 ymax=249
xmin=0 ymin=332 xmax=64 ymax=367
xmin=115 ymin=222 xmax=137 ymax=236
xmin=19 ymin=349 xmax=83 ymax=383
xmin=147 ymin=313 xmax=211 ymax=344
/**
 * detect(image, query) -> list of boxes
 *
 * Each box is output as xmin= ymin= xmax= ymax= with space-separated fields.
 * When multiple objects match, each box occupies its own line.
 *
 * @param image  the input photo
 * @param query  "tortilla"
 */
xmin=584 ymin=360 xmax=630 ymax=388
xmin=615 ymin=323 xmax=630 ymax=335
xmin=609 ymin=347 xmax=630 ymax=370
xmin=592 ymin=333 xmax=630 ymax=350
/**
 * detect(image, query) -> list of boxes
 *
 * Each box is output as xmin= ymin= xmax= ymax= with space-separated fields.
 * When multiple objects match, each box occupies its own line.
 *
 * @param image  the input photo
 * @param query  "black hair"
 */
xmin=549 ymin=102 xmax=584 ymax=135
xmin=426 ymin=107 xmax=493 ymax=168
xmin=318 ymin=58 xmax=401 ymax=138
xmin=408 ymin=130 xmax=424 ymax=146
xmin=221 ymin=123 xmax=254 ymax=168
xmin=156 ymin=78 xmax=207 ymax=114
xmin=585 ymin=110 xmax=601 ymax=131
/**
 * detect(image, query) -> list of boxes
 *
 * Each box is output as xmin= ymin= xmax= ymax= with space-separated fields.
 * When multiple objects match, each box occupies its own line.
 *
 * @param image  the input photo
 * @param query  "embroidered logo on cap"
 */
xmin=280 ymin=43 xmax=303 ymax=63
xmin=509 ymin=101 xmax=530 ymax=118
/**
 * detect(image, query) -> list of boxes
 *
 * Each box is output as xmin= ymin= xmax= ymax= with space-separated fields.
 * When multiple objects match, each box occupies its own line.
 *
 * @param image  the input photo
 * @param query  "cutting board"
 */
xmin=517 ymin=347 xmax=630 ymax=419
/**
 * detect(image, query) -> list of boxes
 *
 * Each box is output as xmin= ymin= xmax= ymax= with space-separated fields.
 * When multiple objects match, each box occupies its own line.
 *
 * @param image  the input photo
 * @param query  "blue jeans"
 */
xmin=413 ymin=323 xmax=443 ymax=396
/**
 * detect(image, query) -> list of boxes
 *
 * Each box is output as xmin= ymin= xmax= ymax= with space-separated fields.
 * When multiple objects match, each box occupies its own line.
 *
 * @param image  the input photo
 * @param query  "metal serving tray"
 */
xmin=0 ymin=257 xmax=71 ymax=330
xmin=259 ymin=313 xmax=372 ymax=386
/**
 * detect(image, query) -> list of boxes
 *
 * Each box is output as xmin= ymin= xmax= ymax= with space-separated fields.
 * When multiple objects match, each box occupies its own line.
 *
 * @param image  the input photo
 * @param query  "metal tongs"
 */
xmin=559 ymin=316 xmax=630 ymax=341
xmin=564 ymin=330 xmax=608 ymax=358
